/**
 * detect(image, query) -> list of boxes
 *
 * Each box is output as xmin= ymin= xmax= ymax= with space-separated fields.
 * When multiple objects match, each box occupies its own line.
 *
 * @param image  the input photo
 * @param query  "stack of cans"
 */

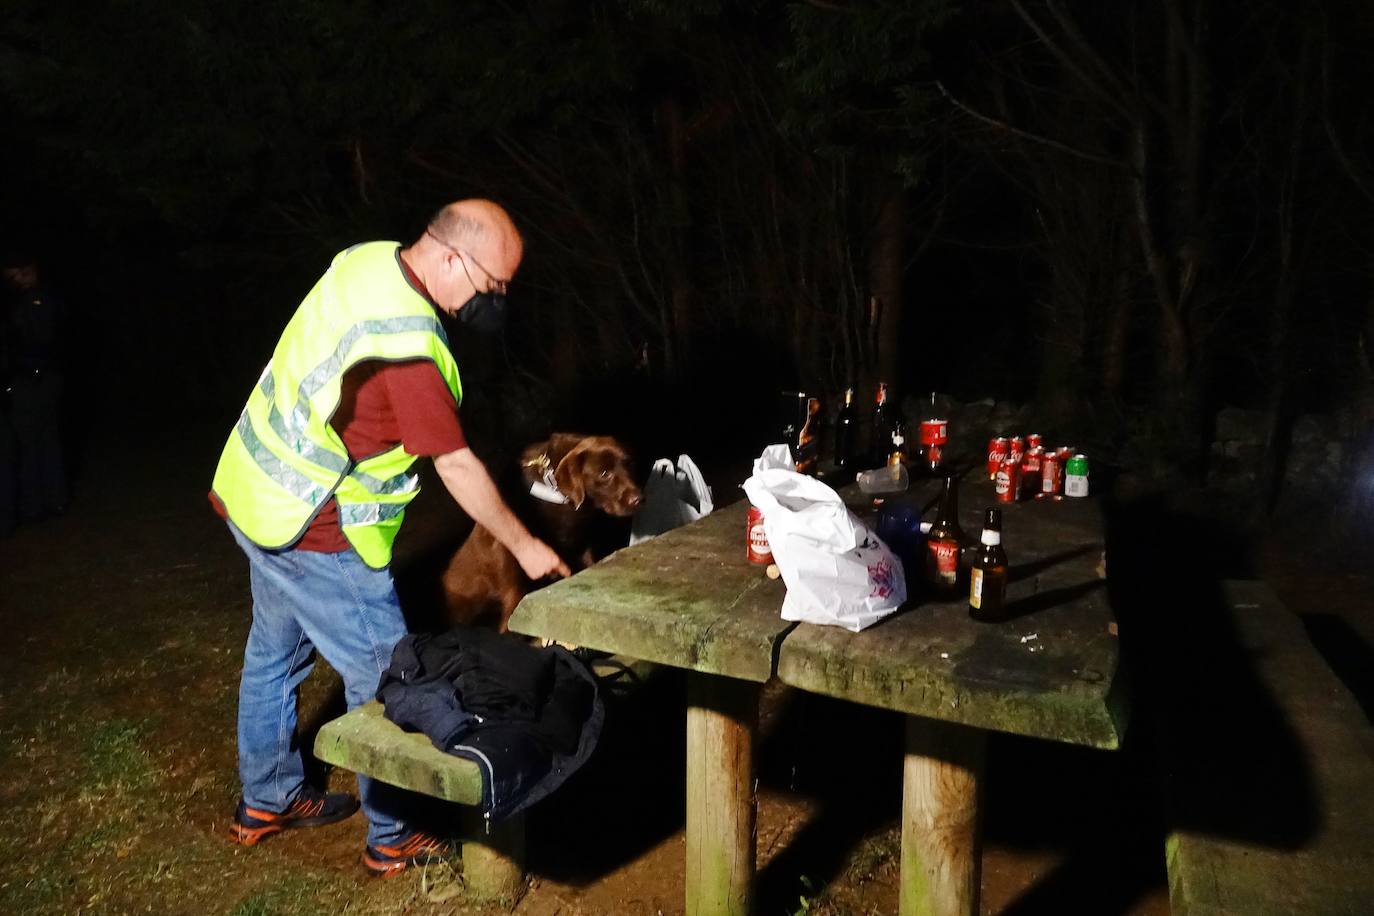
xmin=988 ymin=435 xmax=1089 ymax=502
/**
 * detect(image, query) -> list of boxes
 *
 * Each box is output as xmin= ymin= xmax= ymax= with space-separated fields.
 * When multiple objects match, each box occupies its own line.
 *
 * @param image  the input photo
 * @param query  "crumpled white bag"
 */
xmin=742 ymin=444 xmax=905 ymax=632
xmin=630 ymin=454 xmax=714 ymax=545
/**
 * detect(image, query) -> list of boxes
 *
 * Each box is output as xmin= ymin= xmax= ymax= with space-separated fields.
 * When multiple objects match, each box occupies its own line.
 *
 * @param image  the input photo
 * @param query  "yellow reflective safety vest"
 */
xmin=212 ymin=242 xmax=463 ymax=568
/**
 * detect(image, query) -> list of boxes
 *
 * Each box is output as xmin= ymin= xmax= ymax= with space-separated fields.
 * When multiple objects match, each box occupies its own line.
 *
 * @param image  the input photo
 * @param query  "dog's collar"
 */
xmin=523 ymin=452 xmax=571 ymax=505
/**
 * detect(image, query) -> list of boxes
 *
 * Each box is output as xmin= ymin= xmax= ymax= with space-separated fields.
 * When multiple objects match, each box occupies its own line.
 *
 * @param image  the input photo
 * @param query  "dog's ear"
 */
xmin=554 ymin=442 xmax=588 ymax=509
xmin=545 ymin=433 xmax=587 ymax=465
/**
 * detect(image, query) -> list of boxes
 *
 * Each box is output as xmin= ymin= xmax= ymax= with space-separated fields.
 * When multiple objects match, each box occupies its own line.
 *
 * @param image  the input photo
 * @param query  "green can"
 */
xmin=1065 ymin=454 xmax=1089 ymax=497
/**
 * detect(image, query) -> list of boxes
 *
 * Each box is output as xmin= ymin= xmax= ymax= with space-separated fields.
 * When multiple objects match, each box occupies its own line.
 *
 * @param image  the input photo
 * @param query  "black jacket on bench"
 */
xmin=377 ymin=627 xmax=604 ymax=822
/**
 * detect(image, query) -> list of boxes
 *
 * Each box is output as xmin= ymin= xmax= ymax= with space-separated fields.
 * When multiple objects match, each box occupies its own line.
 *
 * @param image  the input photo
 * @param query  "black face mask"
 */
xmin=457 ymin=292 xmax=507 ymax=334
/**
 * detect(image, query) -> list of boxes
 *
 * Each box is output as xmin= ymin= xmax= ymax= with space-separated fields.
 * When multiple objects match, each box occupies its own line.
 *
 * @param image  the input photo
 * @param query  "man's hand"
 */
xmin=513 ymin=536 xmax=572 ymax=581
xmin=434 ymin=446 xmax=572 ymax=580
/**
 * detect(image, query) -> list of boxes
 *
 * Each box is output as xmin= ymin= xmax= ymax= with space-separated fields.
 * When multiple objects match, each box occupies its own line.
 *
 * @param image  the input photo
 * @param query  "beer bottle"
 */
xmin=871 ymin=382 xmax=896 ymax=465
xmin=888 ymin=420 xmax=909 ymax=467
xmin=795 ymin=396 xmax=821 ymax=475
xmin=834 ymin=387 xmax=858 ymax=469
xmin=969 ymin=508 xmax=1009 ymax=622
xmin=924 ymin=474 xmax=965 ymax=595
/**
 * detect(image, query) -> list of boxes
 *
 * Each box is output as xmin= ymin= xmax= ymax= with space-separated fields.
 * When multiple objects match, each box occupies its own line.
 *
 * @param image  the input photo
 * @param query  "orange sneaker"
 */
xmin=228 ymin=789 xmax=359 ymax=846
xmin=361 ymin=829 xmax=451 ymax=877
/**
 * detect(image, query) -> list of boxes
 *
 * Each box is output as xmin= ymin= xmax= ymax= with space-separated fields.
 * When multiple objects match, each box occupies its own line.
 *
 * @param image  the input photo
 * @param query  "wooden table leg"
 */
xmin=900 ymin=716 xmax=986 ymax=916
xmin=686 ymin=672 xmax=759 ymax=916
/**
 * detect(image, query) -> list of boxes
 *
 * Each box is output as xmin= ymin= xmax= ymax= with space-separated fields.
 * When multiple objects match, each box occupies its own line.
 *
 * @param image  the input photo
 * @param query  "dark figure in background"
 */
xmin=1 ymin=253 xmax=66 ymax=526
xmin=0 ymin=276 xmax=16 ymax=537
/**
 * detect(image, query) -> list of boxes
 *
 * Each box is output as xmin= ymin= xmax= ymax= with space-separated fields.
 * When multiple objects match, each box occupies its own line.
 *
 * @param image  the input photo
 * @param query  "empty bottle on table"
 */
xmin=834 ymin=387 xmax=858 ymax=469
xmin=870 ymin=382 xmax=898 ymax=466
xmin=923 ymin=474 xmax=965 ymax=596
xmin=969 ymin=508 xmax=1009 ymax=622
xmin=795 ymin=396 xmax=821 ymax=475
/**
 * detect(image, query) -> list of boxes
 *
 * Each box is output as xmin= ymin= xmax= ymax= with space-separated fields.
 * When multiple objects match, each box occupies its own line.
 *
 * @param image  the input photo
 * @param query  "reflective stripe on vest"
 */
xmin=252 ymin=362 xmax=427 ymax=495
xmin=212 ymin=242 xmax=462 ymax=567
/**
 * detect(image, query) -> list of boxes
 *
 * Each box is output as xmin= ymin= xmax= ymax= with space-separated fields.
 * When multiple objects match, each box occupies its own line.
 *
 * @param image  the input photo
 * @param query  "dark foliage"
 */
xmin=3 ymin=1 xmax=1372 ymax=503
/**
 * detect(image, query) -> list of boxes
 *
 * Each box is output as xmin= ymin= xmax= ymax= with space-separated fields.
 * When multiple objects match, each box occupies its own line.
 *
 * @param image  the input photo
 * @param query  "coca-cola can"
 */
xmin=746 ymin=506 xmax=773 ymax=565
xmin=995 ymin=456 xmax=1021 ymax=503
xmin=920 ymin=418 xmax=949 ymax=447
xmin=987 ymin=437 xmax=1009 ymax=479
xmin=1009 ymin=436 xmax=1025 ymax=466
xmin=1056 ymin=445 xmax=1075 ymax=462
xmin=1021 ymin=446 xmax=1044 ymax=496
xmin=1026 ymin=433 xmax=1043 ymax=450
xmin=1040 ymin=450 xmax=1064 ymax=497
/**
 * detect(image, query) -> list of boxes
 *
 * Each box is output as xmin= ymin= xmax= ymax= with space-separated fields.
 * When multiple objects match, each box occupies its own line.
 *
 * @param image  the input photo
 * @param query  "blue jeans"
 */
xmin=229 ymin=522 xmax=409 ymax=847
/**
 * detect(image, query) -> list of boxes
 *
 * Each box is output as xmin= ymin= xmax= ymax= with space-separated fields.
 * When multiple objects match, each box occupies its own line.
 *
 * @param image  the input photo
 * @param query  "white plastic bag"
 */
xmin=630 ymin=454 xmax=714 ymax=545
xmin=742 ymin=445 xmax=905 ymax=632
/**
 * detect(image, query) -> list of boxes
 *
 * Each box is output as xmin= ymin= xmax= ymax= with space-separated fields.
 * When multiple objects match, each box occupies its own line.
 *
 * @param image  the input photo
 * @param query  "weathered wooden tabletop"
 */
xmin=777 ymin=475 xmax=1125 ymax=749
xmin=509 ymin=473 xmax=1123 ymax=746
xmin=507 ymin=497 xmax=792 ymax=683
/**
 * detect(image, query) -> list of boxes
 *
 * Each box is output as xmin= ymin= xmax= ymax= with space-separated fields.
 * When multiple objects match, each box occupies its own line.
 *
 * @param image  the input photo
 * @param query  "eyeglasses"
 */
xmin=426 ymin=229 xmax=510 ymax=295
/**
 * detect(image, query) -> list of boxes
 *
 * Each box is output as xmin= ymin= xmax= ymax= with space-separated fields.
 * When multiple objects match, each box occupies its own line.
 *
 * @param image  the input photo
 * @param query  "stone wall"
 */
xmin=1207 ymin=408 xmax=1345 ymax=496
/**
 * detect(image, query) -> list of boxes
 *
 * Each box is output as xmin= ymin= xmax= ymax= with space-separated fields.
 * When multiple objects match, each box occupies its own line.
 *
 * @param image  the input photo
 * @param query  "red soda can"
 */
xmin=987 ymin=437 xmax=1009 ymax=479
xmin=1027 ymin=433 xmax=1043 ymax=450
xmin=995 ymin=456 xmax=1021 ymax=503
xmin=1009 ymin=436 xmax=1025 ymax=466
xmin=920 ymin=418 xmax=948 ymax=448
xmin=1056 ymin=445 xmax=1075 ymax=461
xmin=1040 ymin=450 xmax=1064 ymax=497
xmin=746 ymin=506 xmax=773 ymax=565
xmin=1021 ymin=446 xmax=1044 ymax=496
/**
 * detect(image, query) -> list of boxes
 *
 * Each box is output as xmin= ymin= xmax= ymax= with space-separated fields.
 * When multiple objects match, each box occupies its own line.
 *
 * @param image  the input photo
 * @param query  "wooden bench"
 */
xmin=313 ymin=653 xmax=655 ymax=903
xmin=1159 ymin=579 xmax=1374 ymax=915
xmin=314 ymin=701 xmax=527 ymax=901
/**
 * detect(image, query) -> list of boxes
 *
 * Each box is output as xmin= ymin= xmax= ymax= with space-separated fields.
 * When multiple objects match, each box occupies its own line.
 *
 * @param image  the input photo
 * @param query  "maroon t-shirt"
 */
xmin=210 ymin=358 xmax=466 ymax=551
xmin=295 ymin=358 xmax=465 ymax=551
xmin=211 ymin=253 xmax=466 ymax=551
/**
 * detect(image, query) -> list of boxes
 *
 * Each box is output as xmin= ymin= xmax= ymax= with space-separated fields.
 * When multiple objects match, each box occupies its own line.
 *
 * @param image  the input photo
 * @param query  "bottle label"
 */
xmin=970 ymin=567 xmax=984 ymax=608
xmin=746 ymin=509 xmax=773 ymax=565
xmin=920 ymin=419 xmax=948 ymax=446
xmin=928 ymin=538 xmax=959 ymax=585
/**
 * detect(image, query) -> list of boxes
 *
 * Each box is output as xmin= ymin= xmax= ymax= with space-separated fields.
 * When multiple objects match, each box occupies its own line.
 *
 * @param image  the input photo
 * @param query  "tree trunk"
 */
xmin=868 ymin=184 xmax=907 ymax=391
xmin=659 ymin=96 xmax=692 ymax=383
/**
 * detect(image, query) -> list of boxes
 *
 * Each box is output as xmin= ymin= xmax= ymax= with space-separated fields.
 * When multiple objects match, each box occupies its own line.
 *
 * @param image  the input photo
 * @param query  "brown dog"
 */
xmin=441 ymin=433 xmax=642 ymax=631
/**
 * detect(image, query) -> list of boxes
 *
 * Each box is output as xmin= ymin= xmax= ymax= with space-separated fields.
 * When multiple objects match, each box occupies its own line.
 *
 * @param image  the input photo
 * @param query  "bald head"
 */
xmin=426 ymin=199 xmax=523 ymax=266
xmin=405 ymin=198 xmax=524 ymax=317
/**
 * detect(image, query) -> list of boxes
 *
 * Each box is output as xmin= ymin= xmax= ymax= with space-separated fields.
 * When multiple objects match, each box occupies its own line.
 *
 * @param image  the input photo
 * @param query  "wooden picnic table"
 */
xmin=507 ymin=471 xmax=1123 ymax=916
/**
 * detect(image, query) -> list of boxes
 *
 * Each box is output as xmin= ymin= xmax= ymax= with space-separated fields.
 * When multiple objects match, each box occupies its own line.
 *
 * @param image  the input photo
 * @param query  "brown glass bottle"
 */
xmin=969 ymin=508 xmax=1009 ymax=622
xmin=795 ymin=396 xmax=821 ymax=475
xmin=923 ymin=474 xmax=965 ymax=595
xmin=834 ymin=387 xmax=858 ymax=468
xmin=870 ymin=382 xmax=896 ymax=465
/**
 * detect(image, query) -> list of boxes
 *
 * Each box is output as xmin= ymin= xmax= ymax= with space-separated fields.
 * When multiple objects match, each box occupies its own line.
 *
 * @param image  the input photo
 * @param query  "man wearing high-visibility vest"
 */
xmin=210 ymin=199 xmax=570 ymax=876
